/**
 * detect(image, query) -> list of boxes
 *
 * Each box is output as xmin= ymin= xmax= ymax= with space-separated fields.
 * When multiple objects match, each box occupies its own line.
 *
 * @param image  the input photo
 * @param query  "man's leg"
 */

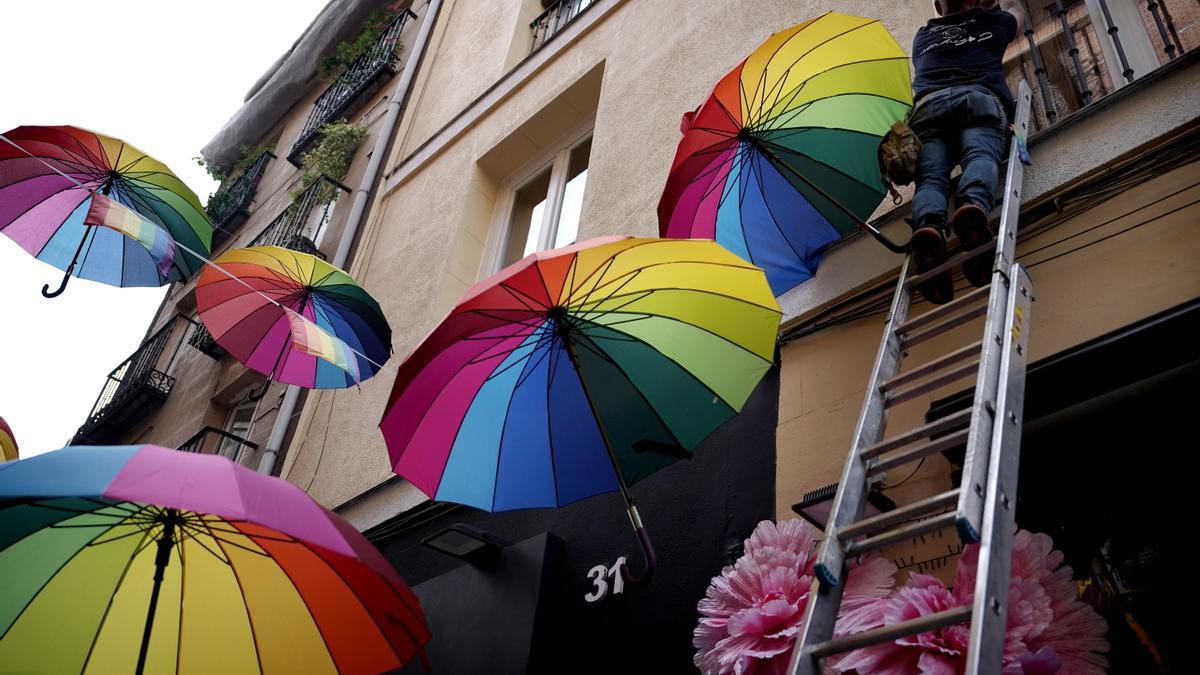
xmin=910 ymin=123 xmax=957 ymax=304
xmin=952 ymin=93 xmax=1009 ymax=286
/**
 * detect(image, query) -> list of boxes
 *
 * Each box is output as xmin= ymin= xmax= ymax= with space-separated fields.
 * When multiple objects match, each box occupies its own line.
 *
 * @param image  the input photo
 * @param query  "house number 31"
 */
xmin=584 ymin=556 xmax=628 ymax=603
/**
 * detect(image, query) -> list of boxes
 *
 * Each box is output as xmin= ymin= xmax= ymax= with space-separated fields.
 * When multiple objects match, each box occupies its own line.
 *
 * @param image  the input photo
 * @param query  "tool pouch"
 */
xmin=878 ymin=119 xmax=922 ymax=203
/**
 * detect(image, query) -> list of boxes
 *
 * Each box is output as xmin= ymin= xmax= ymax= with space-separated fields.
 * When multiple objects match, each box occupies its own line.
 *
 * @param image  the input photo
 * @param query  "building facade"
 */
xmin=70 ymin=0 xmax=1198 ymax=672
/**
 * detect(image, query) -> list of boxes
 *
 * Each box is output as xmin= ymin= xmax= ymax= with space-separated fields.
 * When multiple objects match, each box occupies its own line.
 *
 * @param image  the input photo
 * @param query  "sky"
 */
xmin=0 ymin=0 xmax=329 ymax=458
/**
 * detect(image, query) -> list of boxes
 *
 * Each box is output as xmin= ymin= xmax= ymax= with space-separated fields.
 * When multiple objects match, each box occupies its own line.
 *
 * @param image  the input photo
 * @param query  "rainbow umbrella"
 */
xmin=0 ymin=126 xmax=211 ymax=297
xmin=380 ymin=237 xmax=780 ymax=581
xmin=196 ymin=246 xmax=391 ymax=396
xmin=0 ymin=418 xmax=16 ymax=462
xmin=658 ymin=13 xmax=913 ymax=296
xmin=0 ymin=445 xmax=430 ymax=674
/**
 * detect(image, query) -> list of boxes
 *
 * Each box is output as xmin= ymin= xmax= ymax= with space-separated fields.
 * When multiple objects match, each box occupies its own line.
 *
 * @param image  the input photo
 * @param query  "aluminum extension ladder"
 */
xmin=788 ymin=81 xmax=1035 ymax=675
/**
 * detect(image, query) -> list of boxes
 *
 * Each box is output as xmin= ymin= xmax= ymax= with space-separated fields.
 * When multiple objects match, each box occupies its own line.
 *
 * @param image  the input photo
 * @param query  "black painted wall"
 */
xmin=379 ymin=366 xmax=780 ymax=675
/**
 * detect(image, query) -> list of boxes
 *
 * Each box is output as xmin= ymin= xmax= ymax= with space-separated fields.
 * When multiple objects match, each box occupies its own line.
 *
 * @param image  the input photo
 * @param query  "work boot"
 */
xmin=910 ymin=219 xmax=953 ymax=305
xmin=952 ymin=203 xmax=994 ymax=287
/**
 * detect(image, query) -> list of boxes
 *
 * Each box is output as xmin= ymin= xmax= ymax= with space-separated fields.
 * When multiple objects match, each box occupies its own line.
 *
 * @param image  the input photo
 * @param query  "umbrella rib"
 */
xmin=80 ymin=527 xmax=155 ymax=674
xmin=746 ymin=16 xmax=879 ymax=123
xmin=545 ymin=339 xmax=563 ymax=507
xmin=208 ymin=536 xmax=268 ymax=675
xmin=511 ymin=336 xmax=557 ymax=391
xmin=0 ymin=509 xmax=132 ymax=641
xmin=572 ymin=331 xmax=689 ymax=451
xmin=464 ymin=309 xmax=550 ymax=331
xmin=293 ymin=538 xmax=430 ymax=654
xmin=497 ymin=281 xmax=548 ymax=313
xmin=586 ymin=306 xmax=777 ymax=363
xmin=488 ymin=349 xmax=526 ymax=512
xmin=747 ymin=151 xmax=810 ymax=260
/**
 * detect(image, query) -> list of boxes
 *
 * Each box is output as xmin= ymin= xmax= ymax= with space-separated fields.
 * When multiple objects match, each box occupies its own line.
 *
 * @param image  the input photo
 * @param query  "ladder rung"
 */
xmin=845 ymin=511 xmax=956 ymax=556
xmin=903 ymin=241 xmax=995 ymax=291
xmin=809 ymin=605 xmax=973 ymax=658
xmin=860 ymin=408 xmax=972 ymax=460
xmin=885 ymin=360 xmax=980 ymax=408
xmin=838 ymin=490 xmax=958 ymax=540
xmin=901 ymin=302 xmax=988 ymax=349
xmin=895 ymin=285 xmax=991 ymax=335
xmin=881 ymin=340 xmax=982 ymax=393
xmin=868 ymin=428 xmax=969 ymax=474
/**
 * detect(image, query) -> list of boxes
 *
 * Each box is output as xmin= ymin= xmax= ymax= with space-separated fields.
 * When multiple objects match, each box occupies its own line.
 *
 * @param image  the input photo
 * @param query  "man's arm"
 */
xmin=980 ymin=0 xmax=1027 ymax=27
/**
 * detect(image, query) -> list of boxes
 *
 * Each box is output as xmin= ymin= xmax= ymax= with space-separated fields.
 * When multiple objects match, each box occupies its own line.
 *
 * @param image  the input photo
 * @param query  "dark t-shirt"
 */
xmin=912 ymin=8 xmax=1019 ymax=116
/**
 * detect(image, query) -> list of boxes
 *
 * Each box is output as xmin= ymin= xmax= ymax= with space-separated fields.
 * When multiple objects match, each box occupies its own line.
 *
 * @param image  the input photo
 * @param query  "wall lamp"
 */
xmin=421 ymin=523 xmax=512 ymax=564
xmin=791 ymin=481 xmax=896 ymax=531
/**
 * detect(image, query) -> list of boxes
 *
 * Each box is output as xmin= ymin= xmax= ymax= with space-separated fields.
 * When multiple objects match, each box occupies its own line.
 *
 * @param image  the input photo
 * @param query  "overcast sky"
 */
xmin=0 ymin=0 xmax=329 ymax=457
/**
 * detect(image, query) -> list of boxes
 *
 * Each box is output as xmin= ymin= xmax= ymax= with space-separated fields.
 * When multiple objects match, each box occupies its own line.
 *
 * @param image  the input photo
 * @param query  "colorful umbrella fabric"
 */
xmin=0 ymin=418 xmax=16 ymax=462
xmin=0 ymin=126 xmax=211 ymax=295
xmin=658 ymin=13 xmax=912 ymax=295
xmin=381 ymin=237 xmax=779 ymax=578
xmin=195 ymin=246 xmax=391 ymax=390
xmin=0 ymin=445 xmax=430 ymax=674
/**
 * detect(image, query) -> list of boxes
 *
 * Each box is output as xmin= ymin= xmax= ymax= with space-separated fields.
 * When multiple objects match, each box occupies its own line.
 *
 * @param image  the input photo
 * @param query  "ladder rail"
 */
xmin=955 ymin=82 xmax=1033 ymax=543
xmin=964 ymin=264 xmax=1033 ymax=674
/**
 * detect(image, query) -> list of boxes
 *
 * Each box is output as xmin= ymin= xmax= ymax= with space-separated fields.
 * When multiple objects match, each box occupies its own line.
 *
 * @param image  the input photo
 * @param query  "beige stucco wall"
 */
xmin=280 ymin=0 xmax=940 ymax=511
xmin=775 ymin=160 xmax=1200 ymax=578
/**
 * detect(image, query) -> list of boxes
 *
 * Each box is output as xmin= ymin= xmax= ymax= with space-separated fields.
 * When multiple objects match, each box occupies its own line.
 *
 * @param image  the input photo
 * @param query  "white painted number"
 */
xmin=584 ymin=556 xmax=628 ymax=603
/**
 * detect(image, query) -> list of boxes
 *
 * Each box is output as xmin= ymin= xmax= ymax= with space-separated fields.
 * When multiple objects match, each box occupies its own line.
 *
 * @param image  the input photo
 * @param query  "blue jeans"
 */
xmin=910 ymin=84 xmax=1009 ymax=229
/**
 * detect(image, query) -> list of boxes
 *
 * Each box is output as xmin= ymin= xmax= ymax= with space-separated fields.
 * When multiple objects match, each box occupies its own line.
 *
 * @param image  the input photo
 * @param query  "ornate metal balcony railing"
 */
xmin=288 ymin=9 xmax=416 ymax=164
xmin=1005 ymin=0 xmax=1193 ymax=133
xmin=250 ymin=176 xmax=349 ymax=259
xmin=177 ymin=426 xmax=259 ymax=462
xmin=530 ymin=0 xmax=595 ymax=53
xmin=188 ymin=320 xmax=224 ymax=358
xmin=72 ymin=315 xmax=195 ymax=444
xmin=206 ymin=151 xmax=275 ymax=247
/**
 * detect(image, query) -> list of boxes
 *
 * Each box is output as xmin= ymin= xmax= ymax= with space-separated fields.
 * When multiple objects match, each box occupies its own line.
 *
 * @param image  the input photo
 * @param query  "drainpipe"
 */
xmin=259 ymin=0 xmax=445 ymax=476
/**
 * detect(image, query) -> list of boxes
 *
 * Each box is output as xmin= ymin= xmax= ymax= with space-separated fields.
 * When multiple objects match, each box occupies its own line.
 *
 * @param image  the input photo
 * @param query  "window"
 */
xmin=488 ymin=129 xmax=592 ymax=273
xmin=216 ymin=400 xmax=256 ymax=463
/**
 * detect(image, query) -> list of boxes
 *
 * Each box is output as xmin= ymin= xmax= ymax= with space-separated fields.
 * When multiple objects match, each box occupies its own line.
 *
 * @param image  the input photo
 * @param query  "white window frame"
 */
xmin=218 ymin=399 xmax=258 ymax=464
xmin=478 ymin=115 xmax=595 ymax=279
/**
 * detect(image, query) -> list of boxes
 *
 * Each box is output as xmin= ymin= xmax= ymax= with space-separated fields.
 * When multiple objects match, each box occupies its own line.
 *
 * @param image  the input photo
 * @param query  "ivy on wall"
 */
xmin=294 ymin=120 xmax=367 ymax=199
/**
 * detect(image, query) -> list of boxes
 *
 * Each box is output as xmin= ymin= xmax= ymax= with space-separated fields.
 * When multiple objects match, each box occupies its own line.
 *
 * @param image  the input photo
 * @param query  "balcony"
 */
xmin=177 ymin=426 xmax=259 ymax=464
xmin=250 ymin=175 xmax=349 ymax=259
xmin=1004 ymin=0 xmax=1196 ymax=133
xmin=287 ymin=9 xmax=416 ymax=164
xmin=530 ymin=0 xmax=596 ymax=54
xmin=72 ymin=315 xmax=196 ymax=445
xmin=206 ymin=151 xmax=275 ymax=248
xmin=188 ymin=321 xmax=224 ymax=358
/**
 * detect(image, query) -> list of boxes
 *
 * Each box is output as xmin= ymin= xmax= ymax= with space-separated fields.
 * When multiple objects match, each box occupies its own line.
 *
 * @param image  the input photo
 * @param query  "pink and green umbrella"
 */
xmin=195 ymin=246 xmax=392 ymax=394
xmin=0 ymin=126 xmax=211 ymax=297
xmin=658 ymin=13 xmax=913 ymax=295
xmin=381 ymin=237 xmax=781 ymax=581
xmin=0 ymin=445 xmax=430 ymax=674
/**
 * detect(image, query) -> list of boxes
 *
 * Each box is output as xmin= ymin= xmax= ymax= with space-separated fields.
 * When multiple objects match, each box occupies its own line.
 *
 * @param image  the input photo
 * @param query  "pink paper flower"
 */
xmin=834 ymin=530 xmax=1108 ymax=675
xmin=694 ymin=519 xmax=897 ymax=675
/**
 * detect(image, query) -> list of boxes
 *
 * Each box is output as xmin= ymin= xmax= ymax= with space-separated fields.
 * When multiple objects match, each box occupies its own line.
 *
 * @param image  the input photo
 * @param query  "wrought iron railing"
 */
xmin=530 ymin=0 xmax=595 ymax=53
xmin=1005 ymin=0 xmax=1193 ymax=133
xmin=188 ymin=320 xmax=224 ymax=358
xmin=177 ymin=426 xmax=259 ymax=462
xmin=288 ymin=9 xmax=416 ymax=164
xmin=72 ymin=315 xmax=195 ymax=444
xmin=206 ymin=151 xmax=275 ymax=247
xmin=250 ymin=176 xmax=349 ymax=259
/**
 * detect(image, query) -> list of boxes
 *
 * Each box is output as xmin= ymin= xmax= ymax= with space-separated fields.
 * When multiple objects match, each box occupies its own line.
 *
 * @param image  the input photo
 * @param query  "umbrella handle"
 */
xmin=41 ymin=267 xmax=73 ymax=298
xmin=247 ymin=377 xmax=272 ymax=402
xmin=621 ymin=504 xmax=657 ymax=587
xmin=860 ymin=220 xmax=911 ymax=254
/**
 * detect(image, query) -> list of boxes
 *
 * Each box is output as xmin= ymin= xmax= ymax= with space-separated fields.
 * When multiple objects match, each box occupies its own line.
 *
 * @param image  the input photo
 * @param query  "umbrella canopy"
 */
xmin=196 ymin=246 xmax=392 ymax=390
xmin=0 ymin=126 xmax=211 ymax=296
xmin=380 ymin=237 xmax=780 ymax=578
xmin=658 ymin=13 xmax=912 ymax=296
xmin=0 ymin=445 xmax=430 ymax=674
xmin=0 ymin=418 xmax=16 ymax=462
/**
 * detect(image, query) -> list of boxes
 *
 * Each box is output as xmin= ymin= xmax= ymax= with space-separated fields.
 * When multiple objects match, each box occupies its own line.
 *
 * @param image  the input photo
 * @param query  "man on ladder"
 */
xmin=908 ymin=0 xmax=1025 ymax=304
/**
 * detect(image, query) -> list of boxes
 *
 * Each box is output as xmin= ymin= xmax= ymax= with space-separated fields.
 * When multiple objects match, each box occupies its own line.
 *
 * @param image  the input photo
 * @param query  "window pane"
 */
xmin=553 ymin=138 xmax=591 ymax=249
xmin=504 ymin=168 xmax=553 ymax=267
